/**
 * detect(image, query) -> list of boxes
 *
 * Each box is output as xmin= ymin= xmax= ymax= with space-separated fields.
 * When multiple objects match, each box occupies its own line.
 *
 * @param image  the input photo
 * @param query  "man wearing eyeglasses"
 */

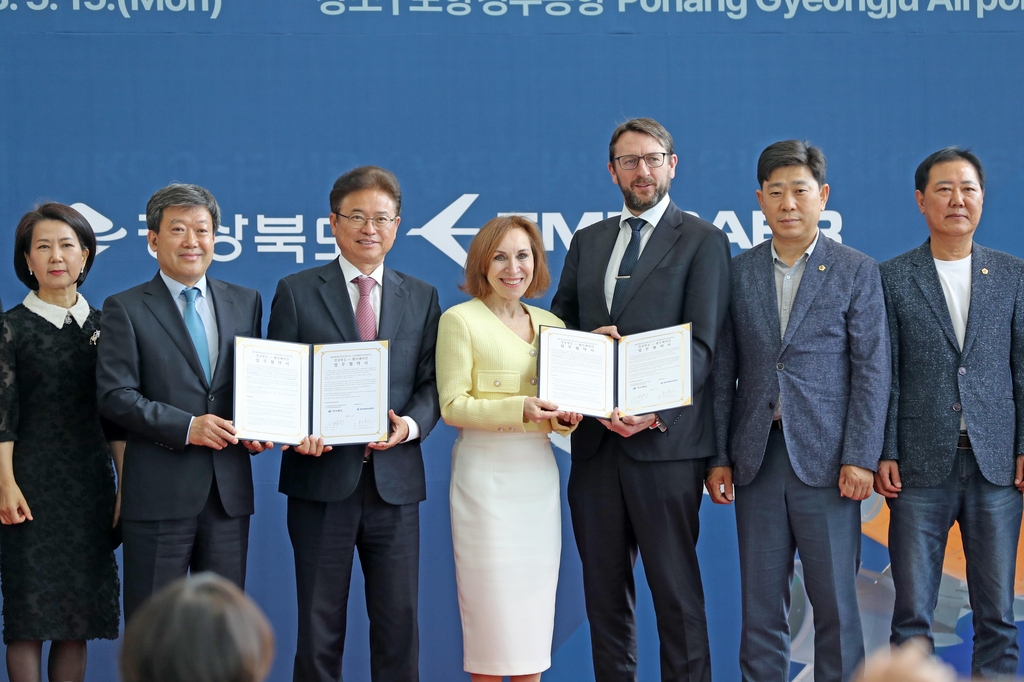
xmin=551 ymin=118 xmax=731 ymax=682
xmin=267 ymin=166 xmax=441 ymax=682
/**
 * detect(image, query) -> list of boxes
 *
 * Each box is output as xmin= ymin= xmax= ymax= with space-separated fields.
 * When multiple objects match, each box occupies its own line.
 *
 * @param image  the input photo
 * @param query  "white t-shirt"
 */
xmin=934 ymin=254 xmax=971 ymax=430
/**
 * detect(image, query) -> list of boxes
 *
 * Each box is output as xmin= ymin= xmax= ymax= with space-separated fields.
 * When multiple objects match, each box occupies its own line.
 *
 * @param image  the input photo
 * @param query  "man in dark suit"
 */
xmin=875 ymin=147 xmax=1024 ymax=678
xmin=96 ymin=183 xmax=264 ymax=622
xmin=267 ymin=166 xmax=440 ymax=682
xmin=708 ymin=141 xmax=891 ymax=682
xmin=550 ymin=118 xmax=731 ymax=682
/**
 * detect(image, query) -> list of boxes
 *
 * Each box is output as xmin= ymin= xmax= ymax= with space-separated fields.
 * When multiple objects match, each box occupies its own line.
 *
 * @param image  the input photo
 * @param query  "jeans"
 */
xmin=887 ymin=448 xmax=1022 ymax=678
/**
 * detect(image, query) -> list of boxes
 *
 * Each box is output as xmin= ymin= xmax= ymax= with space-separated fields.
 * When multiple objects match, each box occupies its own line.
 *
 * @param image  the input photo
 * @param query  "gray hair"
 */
xmin=146 ymin=183 xmax=221 ymax=233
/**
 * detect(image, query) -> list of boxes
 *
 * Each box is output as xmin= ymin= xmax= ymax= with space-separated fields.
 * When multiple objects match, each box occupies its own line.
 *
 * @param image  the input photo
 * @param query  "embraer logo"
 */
xmin=405 ymin=194 xmax=481 ymax=267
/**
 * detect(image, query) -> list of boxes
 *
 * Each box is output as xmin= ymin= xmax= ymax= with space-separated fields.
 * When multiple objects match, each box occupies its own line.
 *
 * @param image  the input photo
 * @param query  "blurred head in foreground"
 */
xmin=120 ymin=572 xmax=274 ymax=682
xmin=854 ymin=640 xmax=959 ymax=682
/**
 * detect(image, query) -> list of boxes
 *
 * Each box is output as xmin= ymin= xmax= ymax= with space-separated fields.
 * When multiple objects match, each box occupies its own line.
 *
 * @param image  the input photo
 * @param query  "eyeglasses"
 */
xmin=334 ymin=212 xmax=397 ymax=229
xmin=613 ymin=153 xmax=669 ymax=170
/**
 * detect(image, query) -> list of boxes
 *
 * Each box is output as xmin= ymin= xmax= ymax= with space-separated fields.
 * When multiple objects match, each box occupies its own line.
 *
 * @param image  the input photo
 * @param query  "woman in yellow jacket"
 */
xmin=436 ymin=215 xmax=581 ymax=682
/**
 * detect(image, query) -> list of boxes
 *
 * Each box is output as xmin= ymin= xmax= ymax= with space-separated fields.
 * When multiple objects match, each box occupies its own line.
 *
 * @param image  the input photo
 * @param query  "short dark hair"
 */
xmin=146 ymin=184 xmax=221 ymax=233
xmin=120 ymin=573 xmax=274 ymax=682
xmin=757 ymin=140 xmax=827 ymax=188
xmin=460 ymin=215 xmax=550 ymax=300
xmin=914 ymin=147 xmax=986 ymax=193
xmin=13 ymin=202 xmax=98 ymax=290
xmin=329 ymin=166 xmax=402 ymax=215
xmin=609 ymin=118 xmax=674 ymax=162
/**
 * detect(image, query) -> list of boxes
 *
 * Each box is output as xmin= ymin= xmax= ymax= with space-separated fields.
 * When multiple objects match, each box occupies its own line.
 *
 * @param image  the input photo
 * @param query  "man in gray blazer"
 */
xmin=875 ymin=147 xmax=1024 ymax=678
xmin=267 ymin=166 xmax=440 ymax=682
xmin=708 ymin=140 xmax=891 ymax=682
xmin=97 ymin=183 xmax=265 ymax=622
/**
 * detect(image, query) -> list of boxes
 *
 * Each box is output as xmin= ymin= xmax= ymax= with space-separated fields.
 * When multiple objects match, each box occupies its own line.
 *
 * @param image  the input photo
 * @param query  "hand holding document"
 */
xmin=233 ymin=337 xmax=390 ymax=446
xmin=537 ymin=324 xmax=691 ymax=418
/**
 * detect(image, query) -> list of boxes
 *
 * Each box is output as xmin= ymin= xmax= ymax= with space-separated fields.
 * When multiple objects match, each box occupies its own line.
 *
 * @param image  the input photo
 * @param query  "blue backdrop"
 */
xmin=2 ymin=2 xmax=1024 ymax=679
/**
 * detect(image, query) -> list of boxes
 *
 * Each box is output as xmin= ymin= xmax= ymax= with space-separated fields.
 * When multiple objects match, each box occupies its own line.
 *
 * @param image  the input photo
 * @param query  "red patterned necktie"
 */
xmin=355 ymin=276 xmax=377 ymax=341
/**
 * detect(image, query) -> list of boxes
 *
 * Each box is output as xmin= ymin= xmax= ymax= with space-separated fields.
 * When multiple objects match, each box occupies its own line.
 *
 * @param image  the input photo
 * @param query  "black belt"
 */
xmin=771 ymin=419 xmax=783 ymax=431
xmin=957 ymin=430 xmax=972 ymax=450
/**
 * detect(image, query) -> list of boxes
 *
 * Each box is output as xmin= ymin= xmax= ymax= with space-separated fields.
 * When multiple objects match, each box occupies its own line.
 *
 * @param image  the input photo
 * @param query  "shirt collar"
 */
xmin=771 ymin=229 xmax=820 ymax=265
xmin=618 ymin=193 xmax=671 ymax=231
xmin=337 ymin=256 xmax=385 ymax=287
xmin=160 ymin=270 xmax=209 ymax=301
xmin=22 ymin=290 xmax=91 ymax=329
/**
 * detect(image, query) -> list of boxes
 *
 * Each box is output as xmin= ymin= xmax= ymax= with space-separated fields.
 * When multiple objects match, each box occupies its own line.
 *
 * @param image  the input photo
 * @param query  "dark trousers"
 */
xmin=888 ymin=447 xmax=1022 ymax=678
xmin=121 ymin=479 xmax=250 ymax=624
xmin=568 ymin=435 xmax=710 ymax=682
xmin=735 ymin=428 xmax=864 ymax=682
xmin=288 ymin=460 xmax=420 ymax=682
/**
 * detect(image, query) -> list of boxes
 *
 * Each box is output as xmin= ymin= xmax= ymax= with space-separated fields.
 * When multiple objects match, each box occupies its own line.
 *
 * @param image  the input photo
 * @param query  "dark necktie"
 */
xmin=610 ymin=217 xmax=645 ymax=318
xmin=182 ymin=287 xmax=212 ymax=383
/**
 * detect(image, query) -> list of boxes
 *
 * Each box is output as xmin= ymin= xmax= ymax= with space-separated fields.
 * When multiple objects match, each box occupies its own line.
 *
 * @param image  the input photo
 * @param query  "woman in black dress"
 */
xmin=0 ymin=203 xmax=123 ymax=682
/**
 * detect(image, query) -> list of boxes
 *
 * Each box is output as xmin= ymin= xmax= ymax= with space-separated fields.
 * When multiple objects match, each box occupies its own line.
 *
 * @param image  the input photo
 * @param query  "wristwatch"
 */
xmin=648 ymin=414 xmax=664 ymax=430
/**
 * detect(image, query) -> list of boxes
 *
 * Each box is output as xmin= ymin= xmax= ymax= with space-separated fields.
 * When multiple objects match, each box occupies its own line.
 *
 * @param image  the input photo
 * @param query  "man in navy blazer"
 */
xmin=96 ymin=184 xmax=265 ymax=622
xmin=875 ymin=148 xmax=1024 ymax=677
xmin=551 ymin=118 xmax=731 ymax=682
xmin=267 ymin=166 xmax=440 ymax=682
xmin=708 ymin=141 xmax=891 ymax=682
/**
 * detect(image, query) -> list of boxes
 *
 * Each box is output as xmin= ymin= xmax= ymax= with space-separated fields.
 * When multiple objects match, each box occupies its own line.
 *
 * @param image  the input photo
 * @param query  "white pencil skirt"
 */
xmin=449 ymin=429 xmax=561 ymax=676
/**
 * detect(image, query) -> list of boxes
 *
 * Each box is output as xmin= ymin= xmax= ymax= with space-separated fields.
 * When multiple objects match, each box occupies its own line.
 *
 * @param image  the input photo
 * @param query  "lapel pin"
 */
xmin=981 ymin=268 xmax=989 ymax=275
xmin=818 ymin=264 xmax=826 ymax=271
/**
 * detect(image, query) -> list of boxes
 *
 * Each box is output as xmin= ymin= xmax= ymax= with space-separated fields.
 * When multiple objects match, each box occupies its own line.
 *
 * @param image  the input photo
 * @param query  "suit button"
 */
xmin=208 ymin=395 xmax=215 ymax=402
xmin=530 ymin=378 xmax=538 ymax=385
xmin=953 ymin=403 xmax=961 ymax=412
xmin=958 ymin=367 xmax=967 ymax=376
xmin=529 ymin=350 xmax=537 ymax=357
xmin=498 ymin=428 xmax=504 ymax=432
xmin=494 ymin=380 xmax=501 ymax=387
xmin=768 ymin=401 xmax=775 ymax=409
xmin=776 ymin=363 xmax=784 ymax=371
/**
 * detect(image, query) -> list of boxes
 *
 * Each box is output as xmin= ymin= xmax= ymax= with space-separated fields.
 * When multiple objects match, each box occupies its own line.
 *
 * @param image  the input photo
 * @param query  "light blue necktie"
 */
xmin=182 ymin=287 xmax=212 ymax=384
xmin=610 ymin=217 xmax=645 ymax=318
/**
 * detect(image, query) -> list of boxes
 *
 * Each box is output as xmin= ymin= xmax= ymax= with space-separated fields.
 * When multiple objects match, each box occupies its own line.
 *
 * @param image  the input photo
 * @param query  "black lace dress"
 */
xmin=0 ymin=302 xmax=120 ymax=642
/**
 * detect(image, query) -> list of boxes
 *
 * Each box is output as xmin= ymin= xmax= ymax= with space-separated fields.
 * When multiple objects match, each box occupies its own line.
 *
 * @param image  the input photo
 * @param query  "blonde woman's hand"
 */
xmin=524 ymin=397 xmax=561 ymax=423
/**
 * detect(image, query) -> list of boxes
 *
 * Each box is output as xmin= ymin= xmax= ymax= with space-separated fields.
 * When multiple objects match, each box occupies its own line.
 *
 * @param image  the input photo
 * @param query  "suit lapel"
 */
xmin=317 ymin=259 xmax=360 ymax=342
xmin=377 ymin=268 xmax=407 ymax=342
xmin=961 ymin=243 xmax=987 ymax=358
xmin=208 ymin=278 xmax=235 ymax=390
xmin=781 ymin=234 xmax=834 ymax=351
xmin=589 ymin=221 xmax=620 ymax=326
xmin=141 ymin=272 xmax=210 ymax=387
xmin=610 ymin=209 xmax=682 ymax=323
xmin=909 ymin=242 xmax=961 ymax=353
xmin=750 ymin=244 xmax=781 ymax=340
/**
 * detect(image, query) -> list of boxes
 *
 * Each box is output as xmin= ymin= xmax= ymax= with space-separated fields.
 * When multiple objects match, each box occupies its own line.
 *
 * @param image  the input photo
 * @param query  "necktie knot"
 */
xmin=183 ymin=287 xmax=200 ymax=304
xmin=356 ymin=276 xmax=375 ymax=296
xmin=626 ymin=217 xmax=645 ymax=234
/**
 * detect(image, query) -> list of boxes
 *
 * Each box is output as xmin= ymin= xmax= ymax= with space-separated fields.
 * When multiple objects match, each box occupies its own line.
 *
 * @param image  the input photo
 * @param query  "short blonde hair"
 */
xmin=460 ymin=215 xmax=550 ymax=300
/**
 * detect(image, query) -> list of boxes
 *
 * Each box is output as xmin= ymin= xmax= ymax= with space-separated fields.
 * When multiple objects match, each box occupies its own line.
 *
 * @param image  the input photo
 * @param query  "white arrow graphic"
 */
xmin=405 ymin=194 xmax=481 ymax=267
xmin=70 ymin=202 xmax=128 ymax=256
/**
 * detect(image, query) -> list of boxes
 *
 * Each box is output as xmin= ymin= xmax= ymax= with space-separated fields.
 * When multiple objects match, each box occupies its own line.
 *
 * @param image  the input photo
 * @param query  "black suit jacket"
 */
xmin=550 ymin=201 xmax=731 ymax=462
xmin=97 ymin=272 xmax=262 ymax=521
xmin=267 ymin=259 xmax=441 ymax=506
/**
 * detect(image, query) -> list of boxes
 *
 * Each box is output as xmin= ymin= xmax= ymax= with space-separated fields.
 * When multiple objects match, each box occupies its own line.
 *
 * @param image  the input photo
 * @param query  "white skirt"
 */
xmin=450 ymin=429 xmax=561 ymax=676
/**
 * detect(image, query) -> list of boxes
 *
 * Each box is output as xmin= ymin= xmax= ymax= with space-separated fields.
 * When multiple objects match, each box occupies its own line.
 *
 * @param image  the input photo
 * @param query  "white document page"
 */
xmin=537 ymin=327 xmax=615 ymax=418
xmin=312 ymin=340 xmax=390 ymax=446
xmin=233 ymin=337 xmax=309 ymax=445
xmin=616 ymin=324 xmax=692 ymax=417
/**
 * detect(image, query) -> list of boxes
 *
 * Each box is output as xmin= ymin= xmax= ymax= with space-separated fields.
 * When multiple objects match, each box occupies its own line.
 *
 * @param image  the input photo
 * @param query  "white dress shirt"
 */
xmin=337 ymin=256 xmax=420 ymax=442
xmin=603 ymin=194 xmax=672 ymax=313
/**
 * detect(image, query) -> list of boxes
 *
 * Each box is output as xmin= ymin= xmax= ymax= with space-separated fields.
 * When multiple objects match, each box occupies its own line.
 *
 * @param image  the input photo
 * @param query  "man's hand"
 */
xmin=874 ymin=460 xmax=902 ymax=498
xmin=591 ymin=325 xmax=621 ymax=339
xmin=1015 ymin=455 xmax=1024 ymax=492
xmin=284 ymin=436 xmax=332 ymax=457
xmin=524 ymin=397 xmax=561 ymax=424
xmin=0 ymin=482 xmax=32 ymax=525
xmin=241 ymin=441 xmax=274 ymax=455
xmin=839 ymin=464 xmax=874 ymax=501
xmin=598 ymin=410 xmax=656 ymax=438
xmin=188 ymin=415 xmax=238 ymax=450
xmin=706 ymin=466 xmax=734 ymax=504
xmin=368 ymin=410 xmax=410 ymax=451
